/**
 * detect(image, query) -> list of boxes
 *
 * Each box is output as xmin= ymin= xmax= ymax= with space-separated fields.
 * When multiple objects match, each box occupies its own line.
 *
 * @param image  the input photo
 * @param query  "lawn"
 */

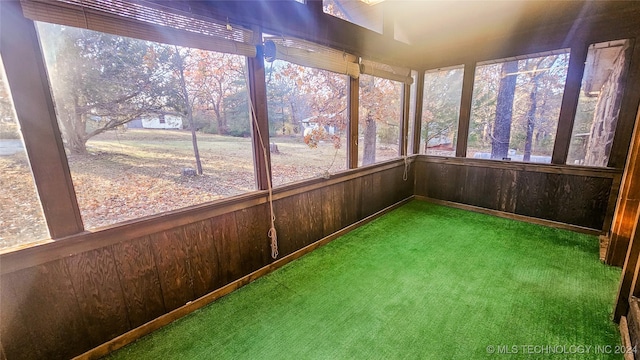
xmin=105 ymin=201 xmax=623 ymax=359
xmin=0 ymin=129 xmax=398 ymax=249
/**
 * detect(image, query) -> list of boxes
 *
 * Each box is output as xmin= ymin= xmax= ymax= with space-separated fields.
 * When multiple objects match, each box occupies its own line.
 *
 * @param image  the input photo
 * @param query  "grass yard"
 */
xmin=106 ymin=201 xmax=622 ymax=360
xmin=0 ymin=129 xmax=399 ymax=249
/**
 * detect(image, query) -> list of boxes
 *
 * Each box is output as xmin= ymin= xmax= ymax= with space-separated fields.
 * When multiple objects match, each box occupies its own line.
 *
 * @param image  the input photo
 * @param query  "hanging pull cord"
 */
xmin=403 ymin=154 xmax=410 ymax=181
xmin=263 ymin=146 xmax=278 ymax=259
xmin=247 ymin=78 xmax=278 ymax=259
xmin=402 ymin=132 xmax=410 ymax=181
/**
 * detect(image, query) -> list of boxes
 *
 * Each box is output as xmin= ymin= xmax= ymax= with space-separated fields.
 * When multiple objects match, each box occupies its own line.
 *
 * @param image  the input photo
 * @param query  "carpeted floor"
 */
xmin=106 ymin=201 xmax=622 ymax=359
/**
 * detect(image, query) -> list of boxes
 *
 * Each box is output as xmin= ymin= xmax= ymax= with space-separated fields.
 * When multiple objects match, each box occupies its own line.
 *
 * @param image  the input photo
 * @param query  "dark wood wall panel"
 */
xmin=273 ymin=195 xmax=300 ymax=257
xmin=415 ymin=159 xmax=615 ymax=230
xmin=321 ymin=182 xmax=345 ymax=237
xmin=183 ymin=220 xmax=218 ymax=299
xmin=65 ymin=248 xmax=131 ymax=347
xmin=0 ymin=163 xmax=412 ymax=360
xmin=210 ymin=213 xmax=242 ymax=286
xmin=1 ymin=260 xmax=90 ymax=360
xmin=150 ymin=228 xmax=195 ymax=312
xmin=234 ymin=203 xmax=272 ymax=276
xmin=112 ymin=236 xmax=166 ymax=328
xmin=345 ymin=177 xmax=364 ymax=225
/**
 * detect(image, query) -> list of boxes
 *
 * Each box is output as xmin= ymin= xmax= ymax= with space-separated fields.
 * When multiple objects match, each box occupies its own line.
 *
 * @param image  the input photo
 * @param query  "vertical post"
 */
xmin=0 ymin=1 xmax=83 ymax=238
xmin=456 ymin=62 xmax=475 ymax=158
xmin=551 ymin=44 xmax=588 ymax=165
xmin=413 ymin=70 xmax=424 ymax=155
xmin=615 ymin=207 xmax=640 ymax=321
xmin=400 ymin=83 xmax=410 ymax=156
xmin=607 ymin=105 xmax=640 ymax=266
xmin=348 ymin=76 xmax=359 ymax=169
xmin=247 ymin=28 xmax=271 ymax=190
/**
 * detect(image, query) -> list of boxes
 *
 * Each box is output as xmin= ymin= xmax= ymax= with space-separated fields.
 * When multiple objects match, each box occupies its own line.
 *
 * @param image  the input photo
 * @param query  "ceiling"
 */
xmin=332 ymin=0 xmax=636 ymax=52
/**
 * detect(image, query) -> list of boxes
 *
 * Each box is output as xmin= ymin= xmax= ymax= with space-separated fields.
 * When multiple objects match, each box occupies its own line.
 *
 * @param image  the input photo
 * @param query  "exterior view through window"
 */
xmin=467 ymin=50 xmax=570 ymax=163
xmin=266 ymin=59 xmax=348 ymax=187
xmin=322 ymin=0 xmax=383 ymax=34
xmin=36 ymin=22 xmax=255 ymax=230
xmin=567 ymin=40 xmax=631 ymax=167
xmin=358 ymin=74 xmax=402 ymax=166
xmin=421 ymin=66 xmax=464 ymax=157
xmin=0 ymin=57 xmax=49 ymax=249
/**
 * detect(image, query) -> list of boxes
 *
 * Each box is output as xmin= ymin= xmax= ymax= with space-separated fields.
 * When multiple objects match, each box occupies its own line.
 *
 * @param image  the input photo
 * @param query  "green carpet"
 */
xmin=106 ymin=201 xmax=622 ymax=359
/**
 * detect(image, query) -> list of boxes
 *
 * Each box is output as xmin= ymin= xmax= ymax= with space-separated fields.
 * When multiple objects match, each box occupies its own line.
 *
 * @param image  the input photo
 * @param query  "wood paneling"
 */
xmin=613 ymin=104 xmax=640 ymax=319
xmin=112 ymin=236 xmax=166 ymax=328
xmin=321 ymin=183 xmax=343 ymax=237
xmin=149 ymin=228 xmax=195 ymax=312
xmin=1 ymin=260 xmax=89 ymax=360
xmin=65 ymin=248 xmax=131 ymax=347
xmin=360 ymin=173 xmax=376 ymax=218
xmin=415 ymin=158 xmax=616 ymax=231
xmin=234 ymin=203 xmax=272 ymax=275
xmin=183 ymin=220 xmax=218 ymax=299
xmin=210 ymin=213 xmax=241 ymax=285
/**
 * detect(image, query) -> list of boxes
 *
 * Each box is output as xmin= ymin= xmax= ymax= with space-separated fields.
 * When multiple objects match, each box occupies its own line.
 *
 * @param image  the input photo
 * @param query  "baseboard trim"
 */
xmin=74 ymin=196 xmax=413 ymax=360
xmin=414 ymin=196 xmax=601 ymax=236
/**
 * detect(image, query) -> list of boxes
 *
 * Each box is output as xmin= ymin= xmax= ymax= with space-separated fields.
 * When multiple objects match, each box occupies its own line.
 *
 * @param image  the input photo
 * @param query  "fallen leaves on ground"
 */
xmin=1 ymin=130 xmax=400 ymax=249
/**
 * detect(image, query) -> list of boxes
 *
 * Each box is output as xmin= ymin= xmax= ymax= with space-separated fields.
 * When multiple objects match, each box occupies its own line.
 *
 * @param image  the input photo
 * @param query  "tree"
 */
xmin=491 ymin=60 xmax=518 ymax=159
xmin=0 ymin=63 xmax=19 ymax=139
xmin=189 ymin=51 xmax=247 ymax=135
xmin=266 ymin=61 xmax=346 ymax=143
xmin=171 ymin=46 xmax=203 ymax=175
xmin=359 ymin=74 xmax=402 ymax=165
xmin=39 ymin=24 xmax=177 ymax=154
xmin=421 ymin=68 xmax=464 ymax=151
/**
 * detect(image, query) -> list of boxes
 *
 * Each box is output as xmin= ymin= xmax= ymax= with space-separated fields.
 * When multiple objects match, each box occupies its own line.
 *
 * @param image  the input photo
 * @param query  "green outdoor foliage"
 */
xmin=421 ymin=67 xmax=464 ymax=153
xmin=106 ymin=201 xmax=621 ymax=360
xmin=468 ymin=54 xmax=570 ymax=159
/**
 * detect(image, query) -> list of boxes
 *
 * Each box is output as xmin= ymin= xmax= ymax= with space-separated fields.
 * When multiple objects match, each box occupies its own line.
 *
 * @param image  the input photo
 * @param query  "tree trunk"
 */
xmin=60 ymin=104 xmax=89 ymax=155
xmin=175 ymin=48 xmax=203 ymax=175
xmin=65 ymin=127 xmax=88 ymax=154
xmin=363 ymin=113 xmax=377 ymax=165
xmin=188 ymin=109 xmax=202 ymax=174
xmin=214 ymin=105 xmax=227 ymax=135
xmin=523 ymin=74 xmax=541 ymax=162
xmin=491 ymin=60 xmax=518 ymax=160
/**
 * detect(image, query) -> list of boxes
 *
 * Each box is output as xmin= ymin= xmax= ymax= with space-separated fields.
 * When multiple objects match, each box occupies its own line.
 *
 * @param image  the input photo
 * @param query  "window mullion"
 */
xmin=248 ymin=29 xmax=271 ymax=190
xmin=0 ymin=1 xmax=84 ymax=238
xmin=551 ymin=44 xmax=588 ymax=165
xmin=456 ymin=62 xmax=475 ymax=158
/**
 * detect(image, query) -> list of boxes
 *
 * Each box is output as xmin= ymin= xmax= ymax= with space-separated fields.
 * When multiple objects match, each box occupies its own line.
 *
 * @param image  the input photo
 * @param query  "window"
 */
xmin=567 ymin=40 xmax=631 ymax=167
xmin=266 ymin=59 xmax=348 ymax=186
xmin=323 ymin=0 xmax=383 ymax=34
xmin=0 ymin=57 xmax=49 ymax=250
xmin=421 ymin=66 xmax=464 ymax=156
xmin=467 ymin=50 xmax=570 ymax=163
xmin=358 ymin=74 xmax=403 ymax=166
xmin=37 ymin=23 xmax=255 ymax=229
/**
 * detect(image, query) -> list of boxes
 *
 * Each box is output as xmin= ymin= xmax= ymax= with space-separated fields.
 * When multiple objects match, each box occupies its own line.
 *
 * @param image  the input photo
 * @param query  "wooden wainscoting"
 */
xmin=414 ymin=157 xmax=622 ymax=232
xmin=0 ymin=160 xmax=414 ymax=360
